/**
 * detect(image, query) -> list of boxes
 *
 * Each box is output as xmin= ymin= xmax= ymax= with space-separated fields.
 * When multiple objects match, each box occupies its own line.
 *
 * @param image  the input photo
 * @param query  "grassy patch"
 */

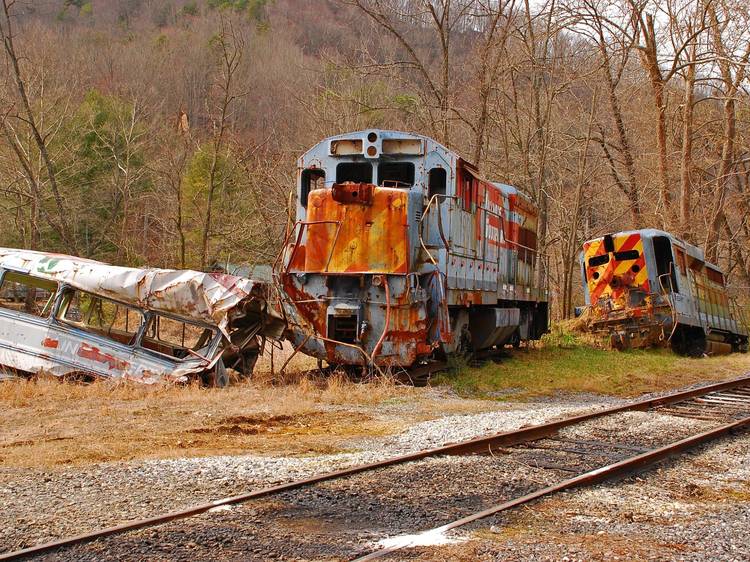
xmin=434 ymin=330 xmax=750 ymax=398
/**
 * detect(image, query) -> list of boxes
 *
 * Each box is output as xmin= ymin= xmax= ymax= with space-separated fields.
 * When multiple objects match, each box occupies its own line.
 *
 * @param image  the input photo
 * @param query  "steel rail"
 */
xmin=353 ymin=413 xmax=750 ymax=561
xmin=3 ymin=373 xmax=750 ymax=561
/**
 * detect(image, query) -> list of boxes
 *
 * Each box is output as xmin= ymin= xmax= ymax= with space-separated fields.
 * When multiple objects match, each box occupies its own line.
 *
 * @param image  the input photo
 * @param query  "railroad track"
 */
xmin=4 ymin=374 xmax=750 ymax=561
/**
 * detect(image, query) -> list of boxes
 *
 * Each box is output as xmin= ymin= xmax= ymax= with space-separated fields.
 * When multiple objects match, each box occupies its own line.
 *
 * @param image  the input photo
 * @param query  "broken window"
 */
xmin=378 ymin=162 xmax=415 ymax=187
xmin=0 ymin=271 xmax=57 ymax=318
xmin=674 ymin=248 xmax=687 ymax=274
xmin=706 ymin=268 xmax=725 ymax=286
xmin=300 ymin=168 xmax=325 ymax=207
xmin=653 ymin=236 xmax=679 ymax=293
xmin=58 ymin=289 xmax=143 ymax=345
xmin=336 ymin=162 xmax=372 ymax=184
xmin=428 ymin=168 xmax=447 ymax=198
xmin=142 ymin=314 xmax=215 ymax=360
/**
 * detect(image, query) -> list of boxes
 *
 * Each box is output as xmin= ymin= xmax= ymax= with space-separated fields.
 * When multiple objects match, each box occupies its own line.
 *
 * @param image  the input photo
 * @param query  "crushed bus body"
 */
xmin=580 ymin=229 xmax=748 ymax=356
xmin=0 ymin=249 xmax=284 ymax=385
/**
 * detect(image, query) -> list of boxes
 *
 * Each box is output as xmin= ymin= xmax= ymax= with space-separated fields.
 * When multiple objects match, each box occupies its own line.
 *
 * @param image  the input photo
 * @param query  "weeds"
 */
xmin=434 ymin=326 xmax=750 ymax=399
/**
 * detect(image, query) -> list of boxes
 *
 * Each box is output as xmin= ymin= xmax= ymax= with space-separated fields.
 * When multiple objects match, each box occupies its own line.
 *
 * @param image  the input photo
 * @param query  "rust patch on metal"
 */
xmin=331 ymin=182 xmax=374 ymax=205
xmin=77 ymin=343 xmax=130 ymax=371
xmin=42 ymin=338 xmax=59 ymax=349
xmin=302 ymin=186 xmax=409 ymax=275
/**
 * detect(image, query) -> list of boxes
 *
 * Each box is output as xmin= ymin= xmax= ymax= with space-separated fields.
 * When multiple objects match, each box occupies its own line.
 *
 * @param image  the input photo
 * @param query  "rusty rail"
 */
xmin=354 ymin=413 xmax=750 ymax=560
xmin=4 ymin=373 xmax=750 ymax=561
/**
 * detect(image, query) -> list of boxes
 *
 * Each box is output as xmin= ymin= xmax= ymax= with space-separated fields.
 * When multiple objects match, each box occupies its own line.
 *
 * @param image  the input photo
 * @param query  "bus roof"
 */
xmin=0 ymin=248 xmax=272 ymax=332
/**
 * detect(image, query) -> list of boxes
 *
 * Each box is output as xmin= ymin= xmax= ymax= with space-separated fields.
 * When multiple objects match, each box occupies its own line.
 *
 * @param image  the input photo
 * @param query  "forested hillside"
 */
xmin=1 ymin=0 xmax=749 ymax=317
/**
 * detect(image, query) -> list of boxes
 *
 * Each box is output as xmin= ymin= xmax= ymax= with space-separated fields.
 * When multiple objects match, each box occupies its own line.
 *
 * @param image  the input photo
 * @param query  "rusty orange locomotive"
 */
xmin=581 ymin=229 xmax=748 ymax=355
xmin=276 ymin=130 xmax=549 ymax=369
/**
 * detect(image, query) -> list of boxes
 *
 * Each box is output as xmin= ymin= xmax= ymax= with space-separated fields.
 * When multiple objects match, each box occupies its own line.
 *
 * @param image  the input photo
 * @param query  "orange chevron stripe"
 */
xmin=588 ymin=234 xmax=647 ymax=302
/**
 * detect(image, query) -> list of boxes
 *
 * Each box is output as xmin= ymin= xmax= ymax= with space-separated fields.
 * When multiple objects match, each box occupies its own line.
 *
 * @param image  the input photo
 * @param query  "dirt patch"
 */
xmin=0 ymin=375 xmax=483 ymax=468
xmin=188 ymin=411 xmax=380 ymax=438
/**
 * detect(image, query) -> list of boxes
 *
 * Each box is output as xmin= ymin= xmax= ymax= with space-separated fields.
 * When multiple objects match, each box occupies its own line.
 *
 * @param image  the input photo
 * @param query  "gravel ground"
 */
xmin=416 ymin=432 xmax=750 ymax=562
xmin=3 ymin=390 xmax=750 ymax=561
xmin=0 ymin=399 xmax=599 ymax=553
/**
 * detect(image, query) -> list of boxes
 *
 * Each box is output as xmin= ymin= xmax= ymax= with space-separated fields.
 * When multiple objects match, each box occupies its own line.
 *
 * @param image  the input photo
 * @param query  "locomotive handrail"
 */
xmin=417 ymin=194 xmax=452 ymax=344
xmin=279 ymin=220 xmax=344 ymax=276
xmin=419 ymin=193 xmax=452 ymax=259
xmin=657 ymin=263 xmax=679 ymax=342
xmin=272 ymin=220 xmax=303 ymax=276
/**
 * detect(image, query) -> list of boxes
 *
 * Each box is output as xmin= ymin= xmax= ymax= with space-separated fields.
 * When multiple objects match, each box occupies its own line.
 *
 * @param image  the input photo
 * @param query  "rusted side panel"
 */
xmin=300 ymin=186 xmax=409 ymax=274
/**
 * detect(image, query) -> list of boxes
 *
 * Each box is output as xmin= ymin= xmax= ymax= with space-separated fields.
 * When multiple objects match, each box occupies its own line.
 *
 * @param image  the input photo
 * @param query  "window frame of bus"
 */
xmin=0 ymin=269 xmax=59 ymax=319
xmin=55 ymin=286 xmax=145 ymax=347
xmin=141 ymin=312 xmax=219 ymax=363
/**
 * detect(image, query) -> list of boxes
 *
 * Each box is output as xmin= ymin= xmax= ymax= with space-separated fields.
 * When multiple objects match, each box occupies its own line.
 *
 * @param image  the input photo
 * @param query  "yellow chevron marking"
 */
xmin=635 ymin=268 xmax=649 ymax=286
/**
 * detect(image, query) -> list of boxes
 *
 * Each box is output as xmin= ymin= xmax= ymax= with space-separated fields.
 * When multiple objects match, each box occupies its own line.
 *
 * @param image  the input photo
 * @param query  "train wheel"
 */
xmin=670 ymin=327 xmax=706 ymax=357
xmin=682 ymin=334 xmax=707 ymax=358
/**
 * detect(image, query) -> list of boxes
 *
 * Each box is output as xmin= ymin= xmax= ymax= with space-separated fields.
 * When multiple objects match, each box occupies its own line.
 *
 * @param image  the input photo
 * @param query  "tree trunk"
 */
xmin=679 ymin=43 xmax=696 ymax=241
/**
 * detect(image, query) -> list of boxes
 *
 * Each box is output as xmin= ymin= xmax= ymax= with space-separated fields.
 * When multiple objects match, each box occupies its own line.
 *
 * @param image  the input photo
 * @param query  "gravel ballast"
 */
xmin=3 ymin=389 xmax=750 ymax=561
xmin=0 ymin=400 xmax=597 ymax=553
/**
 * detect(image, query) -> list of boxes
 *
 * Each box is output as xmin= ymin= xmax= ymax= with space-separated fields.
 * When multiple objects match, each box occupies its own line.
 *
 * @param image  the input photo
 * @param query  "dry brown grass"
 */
xmin=0 ymin=373 xmax=419 ymax=468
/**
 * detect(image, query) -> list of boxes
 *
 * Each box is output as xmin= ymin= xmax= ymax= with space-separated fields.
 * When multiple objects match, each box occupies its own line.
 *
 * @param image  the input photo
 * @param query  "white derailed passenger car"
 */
xmin=0 ymin=248 xmax=283 ymax=385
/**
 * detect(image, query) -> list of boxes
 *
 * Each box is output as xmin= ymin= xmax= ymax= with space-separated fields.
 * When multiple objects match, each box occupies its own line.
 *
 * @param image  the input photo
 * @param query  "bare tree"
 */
xmin=704 ymin=0 xmax=750 ymax=262
xmin=199 ymin=15 xmax=246 ymax=270
xmin=346 ymin=0 xmax=476 ymax=145
xmin=566 ymin=0 xmax=643 ymax=228
xmin=0 ymin=0 xmax=77 ymax=252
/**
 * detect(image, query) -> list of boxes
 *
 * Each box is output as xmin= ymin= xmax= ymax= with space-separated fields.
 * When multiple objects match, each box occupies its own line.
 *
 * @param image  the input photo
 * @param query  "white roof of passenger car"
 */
xmin=0 ymin=248 xmax=267 ymax=332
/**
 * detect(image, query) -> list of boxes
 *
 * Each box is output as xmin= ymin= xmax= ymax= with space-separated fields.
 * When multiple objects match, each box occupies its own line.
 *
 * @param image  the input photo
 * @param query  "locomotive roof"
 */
xmin=584 ymin=229 xmax=713 ymax=266
xmin=298 ymin=129 xmax=535 ymax=206
xmin=298 ymin=129 xmax=459 ymax=165
xmin=0 ymin=248 xmax=272 ymax=332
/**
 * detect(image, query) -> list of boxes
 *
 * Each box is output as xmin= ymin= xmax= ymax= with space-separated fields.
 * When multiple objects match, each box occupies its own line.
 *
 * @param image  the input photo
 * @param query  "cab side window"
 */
xmin=428 ymin=168 xmax=446 ymax=199
xmin=300 ymin=168 xmax=325 ymax=207
xmin=0 ymin=272 xmax=57 ymax=318
xmin=653 ymin=236 xmax=679 ymax=293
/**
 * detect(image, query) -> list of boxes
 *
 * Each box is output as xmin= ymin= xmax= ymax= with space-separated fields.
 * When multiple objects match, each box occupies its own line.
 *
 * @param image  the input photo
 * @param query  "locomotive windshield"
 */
xmin=336 ymin=162 xmax=372 ymax=183
xmin=378 ymin=162 xmax=414 ymax=187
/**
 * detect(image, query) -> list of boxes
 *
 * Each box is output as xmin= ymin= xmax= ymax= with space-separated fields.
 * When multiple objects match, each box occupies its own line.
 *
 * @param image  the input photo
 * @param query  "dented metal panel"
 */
xmin=298 ymin=186 xmax=409 ymax=275
xmin=0 ymin=248 xmax=284 ymax=384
